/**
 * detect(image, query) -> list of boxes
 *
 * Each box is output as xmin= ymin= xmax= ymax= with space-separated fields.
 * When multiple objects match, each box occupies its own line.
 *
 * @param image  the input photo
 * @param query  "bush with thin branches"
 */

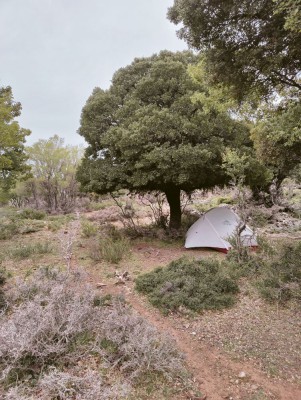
xmin=0 ymin=267 xmax=183 ymax=397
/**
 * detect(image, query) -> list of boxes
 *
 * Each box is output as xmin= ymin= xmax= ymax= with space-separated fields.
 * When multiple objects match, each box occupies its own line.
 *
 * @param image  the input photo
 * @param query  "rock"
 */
xmin=191 ymin=331 xmax=197 ymax=336
xmin=238 ymin=371 xmax=247 ymax=379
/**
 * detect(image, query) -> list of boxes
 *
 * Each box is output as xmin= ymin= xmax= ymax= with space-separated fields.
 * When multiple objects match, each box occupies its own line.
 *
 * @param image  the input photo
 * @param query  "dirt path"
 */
xmin=99 ymin=282 xmax=301 ymax=400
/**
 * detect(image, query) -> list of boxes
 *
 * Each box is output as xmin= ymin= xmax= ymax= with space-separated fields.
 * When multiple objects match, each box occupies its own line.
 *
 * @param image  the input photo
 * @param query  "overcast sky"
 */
xmin=0 ymin=0 xmax=187 ymax=146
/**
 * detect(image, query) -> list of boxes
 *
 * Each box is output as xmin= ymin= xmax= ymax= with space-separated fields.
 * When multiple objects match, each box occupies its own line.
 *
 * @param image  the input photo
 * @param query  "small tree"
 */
xmin=24 ymin=135 xmax=83 ymax=212
xmin=0 ymin=86 xmax=31 ymax=200
xmin=77 ymin=51 xmax=251 ymax=229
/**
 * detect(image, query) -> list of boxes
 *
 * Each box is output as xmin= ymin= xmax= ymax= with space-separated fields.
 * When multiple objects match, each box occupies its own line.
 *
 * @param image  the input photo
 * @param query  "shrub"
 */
xmin=135 ymin=257 xmax=239 ymax=313
xmin=81 ymin=219 xmax=98 ymax=238
xmin=8 ymin=241 xmax=53 ymax=260
xmin=99 ymin=236 xmax=130 ymax=264
xmin=17 ymin=209 xmax=46 ymax=220
xmin=0 ymin=220 xmax=19 ymax=240
xmin=89 ymin=227 xmax=131 ymax=263
xmin=257 ymin=241 xmax=301 ymax=303
xmin=99 ymin=302 xmax=183 ymax=379
xmin=0 ymin=272 xmax=98 ymax=382
xmin=37 ymin=367 xmax=129 ymax=400
xmin=0 ymin=267 xmax=183 ymax=396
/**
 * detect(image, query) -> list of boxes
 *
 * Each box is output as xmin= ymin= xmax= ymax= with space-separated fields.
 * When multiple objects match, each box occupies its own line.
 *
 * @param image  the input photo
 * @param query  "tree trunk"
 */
xmin=165 ymin=187 xmax=181 ymax=230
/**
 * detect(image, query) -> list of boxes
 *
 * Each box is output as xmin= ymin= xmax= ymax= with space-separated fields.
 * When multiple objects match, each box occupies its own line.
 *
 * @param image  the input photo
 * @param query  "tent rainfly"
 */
xmin=185 ymin=207 xmax=257 ymax=253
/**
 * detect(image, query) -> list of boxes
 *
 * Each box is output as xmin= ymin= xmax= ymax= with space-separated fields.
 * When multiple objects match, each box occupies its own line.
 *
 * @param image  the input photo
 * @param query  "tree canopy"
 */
xmin=0 ymin=86 xmax=30 ymax=196
xmin=251 ymin=100 xmax=301 ymax=183
xmin=77 ymin=51 xmax=251 ymax=229
xmin=25 ymin=135 xmax=83 ymax=212
xmin=168 ymin=0 xmax=301 ymax=100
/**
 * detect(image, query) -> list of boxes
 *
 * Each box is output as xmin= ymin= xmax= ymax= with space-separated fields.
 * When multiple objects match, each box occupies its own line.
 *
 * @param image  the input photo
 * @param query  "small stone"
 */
xmin=238 ymin=371 xmax=247 ymax=379
xmin=191 ymin=331 xmax=197 ymax=336
xmin=184 ymin=323 xmax=190 ymax=329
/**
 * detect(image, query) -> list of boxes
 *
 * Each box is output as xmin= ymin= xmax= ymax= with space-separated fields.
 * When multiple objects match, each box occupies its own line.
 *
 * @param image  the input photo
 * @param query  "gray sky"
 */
xmin=0 ymin=0 xmax=187 ymax=146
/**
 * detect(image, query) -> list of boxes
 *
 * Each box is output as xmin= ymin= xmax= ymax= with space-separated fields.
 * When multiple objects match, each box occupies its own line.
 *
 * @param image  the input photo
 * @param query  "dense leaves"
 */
xmin=168 ymin=0 xmax=301 ymax=99
xmin=0 ymin=86 xmax=30 ymax=196
xmin=77 ymin=51 xmax=250 ymax=228
xmin=135 ymin=257 xmax=239 ymax=313
xmin=251 ymin=101 xmax=301 ymax=183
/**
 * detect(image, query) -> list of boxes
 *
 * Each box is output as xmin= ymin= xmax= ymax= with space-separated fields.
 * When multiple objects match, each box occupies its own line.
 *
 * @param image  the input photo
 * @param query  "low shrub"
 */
xmin=81 ymin=219 xmax=98 ymax=238
xmin=135 ymin=257 xmax=239 ymax=313
xmin=8 ymin=241 xmax=53 ymax=260
xmin=99 ymin=236 xmax=130 ymax=263
xmin=99 ymin=301 xmax=183 ymax=379
xmin=0 ymin=220 xmax=19 ymax=240
xmin=17 ymin=208 xmax=46 ymax=220
xmin=89 ymin=227 xmax=131 ymax=263
xmin=257 ymin=241 xmax=301 ymax=303
xmin=0 ymin=267 xmax=183 ymax=397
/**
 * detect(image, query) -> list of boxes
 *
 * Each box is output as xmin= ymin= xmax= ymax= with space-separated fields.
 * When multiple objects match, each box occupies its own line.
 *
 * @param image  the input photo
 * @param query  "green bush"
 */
xmin=81 ymin=219 xmax=98 ymax=237
xmin=8 ymin=241 xmax=53 ymax=260
xmin=88 ymin=226 xmax=130 ymax=263
xmin=257 ymin=241 xmax=301 ymax=303
xmin=18 ymin=208 xmax=46 ymax=220
xmin=99 ymin=236 xmax=130 ymax=264
xmin=135 ymin=257 xmax=239 ymax=313
xmin=0 ymin=220 xmax=19 ymax=240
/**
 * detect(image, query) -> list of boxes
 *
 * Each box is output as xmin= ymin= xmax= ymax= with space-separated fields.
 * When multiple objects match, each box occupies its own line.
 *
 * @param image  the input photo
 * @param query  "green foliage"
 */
xmin=25 ymin=135 xmax=83 ymax=212
xmin=168 ymin=0 xmax=301 ymax=98
xmin=17 ymin=208 xmax=46 ymax=220
xmin=135 ymin=257 xmax=239 ymax=313
xmin=77 ymin=51 xmax=251 ymax=229
xmin=274 ymin=0 xmax=301 ymax=32
xmin=81 ymin=219 xmax=98 ymax=237
xmin=8 ymin=241 xmax=53 ymax=260
xmin=226 ymin=234 xmax=301 ymax=303
xmin=88 ymin=225 xmax=130 ymax=263
xmin=251 ymin=101 xmax=301 ymax=182
xmin=0 ymin=218 xmax=19 ymax=239
xmin=194 ymin=195 xmax=235 ymax=213
xmin=257 ymin=241 xmax=301 ymax=303
xmin=0 ymin=86 xmax=31 ymax=195
xmin=222 ymin=148 xmax=273 ymax=196
xmin=98 ymin=236 xmax=130 ymax=264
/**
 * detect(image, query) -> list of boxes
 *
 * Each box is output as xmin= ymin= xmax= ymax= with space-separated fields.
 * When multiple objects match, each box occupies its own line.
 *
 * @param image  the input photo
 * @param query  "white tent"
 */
xmin=185 ymin=207 xmax=257 ymax=253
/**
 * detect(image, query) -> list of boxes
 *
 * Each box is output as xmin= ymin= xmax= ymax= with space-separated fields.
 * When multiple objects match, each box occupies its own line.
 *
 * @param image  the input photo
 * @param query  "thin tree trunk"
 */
xmin=165 ymin=187 xmax=181 ymax=230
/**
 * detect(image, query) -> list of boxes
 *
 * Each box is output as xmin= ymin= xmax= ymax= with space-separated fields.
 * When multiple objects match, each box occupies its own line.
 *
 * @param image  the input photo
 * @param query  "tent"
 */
xmin=185 ymin=207 xmax=257 ymax=253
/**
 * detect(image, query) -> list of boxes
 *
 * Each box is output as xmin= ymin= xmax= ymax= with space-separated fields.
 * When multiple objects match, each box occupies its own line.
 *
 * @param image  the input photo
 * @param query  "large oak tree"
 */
xmin=77 ymin=51 xmax=250 ymax=229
